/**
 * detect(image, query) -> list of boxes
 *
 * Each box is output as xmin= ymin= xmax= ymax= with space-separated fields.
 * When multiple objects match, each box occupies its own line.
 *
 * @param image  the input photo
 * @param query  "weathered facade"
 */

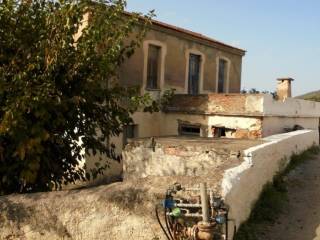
xmin=86 ymin=19 xmax=247 ymax=182
xmin=114 ymin=18 xmax=247 ymax=152
xmin=115 ymin=20 xmax=320 ymax=147
xmin=119 ymin=19 xmax=245 ymax=95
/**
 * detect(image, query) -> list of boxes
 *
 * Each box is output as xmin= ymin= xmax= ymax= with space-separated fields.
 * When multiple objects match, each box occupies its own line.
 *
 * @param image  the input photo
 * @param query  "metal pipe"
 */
xmin=185 ymin=187 xmax=213 ymax=192
xmin=226 ymin=212 xmax=229 ymax=240
xmin=175 ymin=203 xmax=202 ymax=208
xmin=209 ymin=190 xmax=214 ymax=206
xmin=166 ymin=212 xmax=203 ymax=218
xmin=209 ymin=190 xmax=215 ymax=218
xmin=182 ymin=213 xmax=203 ymax=218
xmin=200 ymin=182 xmax=209 ymax=223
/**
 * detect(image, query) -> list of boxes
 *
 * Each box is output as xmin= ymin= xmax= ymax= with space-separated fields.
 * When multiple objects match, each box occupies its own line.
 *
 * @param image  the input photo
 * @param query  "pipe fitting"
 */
xmin=186 ymin=222 xmax=215 ymax=240
xmin=197 ymin=222 xmax=215 ymax=240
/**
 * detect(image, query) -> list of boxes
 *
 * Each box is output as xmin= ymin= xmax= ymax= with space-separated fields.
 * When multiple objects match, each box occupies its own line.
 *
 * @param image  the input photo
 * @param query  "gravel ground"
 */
xmin=259 ymin=152 xmax=320 ymax=240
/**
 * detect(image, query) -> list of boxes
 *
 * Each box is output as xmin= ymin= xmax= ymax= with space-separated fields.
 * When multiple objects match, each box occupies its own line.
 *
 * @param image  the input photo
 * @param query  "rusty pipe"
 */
xmin=186 ymin=222 xmax=215 ymax=240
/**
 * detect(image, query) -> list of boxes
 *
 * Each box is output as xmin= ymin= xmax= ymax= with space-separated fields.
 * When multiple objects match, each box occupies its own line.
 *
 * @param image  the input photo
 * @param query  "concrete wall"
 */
xmin=82 ymin=112 xmax=164 ymax=185
xmin=262 ymin=116 xmax=319 ymax=137
xmin=261 ymin=95 xmax=320 ymax=136
xmin=84 ymin=95 xmax=320 ymax=184
xmin=209 ymin=115 xmax=262 ymax=138
xmin=84 ymin=112 xmax=319 ymax=185
xmin=263 ymin=94 xmax=320 ymax=117
xmin=123 ymin=138 xmax=242 ymax=180
xmin=165 ymin=94 xmax=320 ymax=138
xmin=151 ymin=112 xmax=263 ymax=139
xmin=119 ymin=27 xmax=244 ymax=94
xmin=90 ymin=112 xmax=263 ymax=181
xmin=221 ymin=130 xmax=319 ymax=239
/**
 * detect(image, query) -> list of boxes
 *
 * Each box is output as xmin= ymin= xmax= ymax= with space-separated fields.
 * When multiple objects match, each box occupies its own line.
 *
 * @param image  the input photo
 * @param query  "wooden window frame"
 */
xmin=142 ymin=40 xmax=167 ymax=94
xmin=146 ymin=44 xmax=161 ymax=90
xmin=215 ymin=56 xmax=231 ymax=93
xmin=184 ymin=49 xmax=205 ymax=94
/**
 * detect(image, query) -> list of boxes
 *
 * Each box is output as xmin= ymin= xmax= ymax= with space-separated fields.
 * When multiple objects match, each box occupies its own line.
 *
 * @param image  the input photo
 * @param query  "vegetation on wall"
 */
xmin=241 ymin=88 xmax=278 ymax=99
xmin=0 ymin=0 xmax=162 ymax=195
xmin=297 ymin=90 xmax=320 ymax=102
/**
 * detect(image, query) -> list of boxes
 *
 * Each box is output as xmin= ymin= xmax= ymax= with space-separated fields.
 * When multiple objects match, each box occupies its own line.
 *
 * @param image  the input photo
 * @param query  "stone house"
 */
xmin=85 ymin=16 xmax=320 ymax=184
xmin=117 ymin=18 xmax=247 ymax=148
xmin=114 ymin=18 xmax=320 ymax=147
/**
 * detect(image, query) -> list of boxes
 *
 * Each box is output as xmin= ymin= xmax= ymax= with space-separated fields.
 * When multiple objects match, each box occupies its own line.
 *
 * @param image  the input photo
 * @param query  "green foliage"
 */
xmin=283 ymin=145 xmax=320 ymax=175
xmin=0 ymin=0 xmax=156 ymax=194
xmin=241 ymin=88 xmax=278 ymax=99
xmin=297 ymin=90 xmax=320 ymax=102
xmin=305 ymin=95 xmax=320 ymax=102
xmin=143 ymin=88 xmax=175 ymax=113
xmin=234 ymin=146 xmax=320 ymax=240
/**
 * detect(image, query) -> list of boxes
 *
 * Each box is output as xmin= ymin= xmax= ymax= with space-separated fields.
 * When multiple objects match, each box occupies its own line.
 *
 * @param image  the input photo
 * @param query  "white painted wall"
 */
xmin=221 ymin=130 xmax=319 ymax=239
xmin=263 ymin=94 xmax=320 ymax=117
xmin=208 ymin=115 xmax=261 ymax=131
xmin=262 ymin=116 xmax=319 ymax=137
xmin=244 ymin=94 xmax=264 ymax=113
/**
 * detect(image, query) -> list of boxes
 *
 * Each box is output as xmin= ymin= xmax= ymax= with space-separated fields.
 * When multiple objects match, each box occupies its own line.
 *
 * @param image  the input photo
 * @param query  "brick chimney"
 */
xmin=276 ymin=77 xmax=294 ymax=100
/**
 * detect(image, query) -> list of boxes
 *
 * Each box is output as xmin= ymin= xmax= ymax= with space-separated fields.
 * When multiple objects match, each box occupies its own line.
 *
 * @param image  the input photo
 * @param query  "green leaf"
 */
xmin=0 ymin=0 xmax=154 ymax=195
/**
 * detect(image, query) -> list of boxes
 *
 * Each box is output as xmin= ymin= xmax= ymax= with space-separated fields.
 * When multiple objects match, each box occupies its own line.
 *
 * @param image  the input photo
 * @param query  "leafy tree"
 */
xmin=0 ymin=0 xmax=158 ymax=194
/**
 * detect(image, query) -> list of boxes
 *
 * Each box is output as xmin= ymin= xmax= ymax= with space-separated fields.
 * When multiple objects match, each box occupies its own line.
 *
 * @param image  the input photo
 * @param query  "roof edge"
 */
xmin=123 ymin=11 xmax=246 ymax=55
xmin=150 ymin=18 xmax=246 ymax=55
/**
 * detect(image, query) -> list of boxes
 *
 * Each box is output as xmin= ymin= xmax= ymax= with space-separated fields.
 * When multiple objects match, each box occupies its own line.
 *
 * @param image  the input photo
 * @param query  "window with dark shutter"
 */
xmin=188 ymin=54 xmax=201 ymax=95
xmin=146 ymin=45 xmax=161 ymax=89
xmin=218 ymin=59 xmax=227 ymax=93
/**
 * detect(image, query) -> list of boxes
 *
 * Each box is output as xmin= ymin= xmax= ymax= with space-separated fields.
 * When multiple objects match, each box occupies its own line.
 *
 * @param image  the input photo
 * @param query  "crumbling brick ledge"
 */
xmin=0 ymin=130 xmax=318 ymax=240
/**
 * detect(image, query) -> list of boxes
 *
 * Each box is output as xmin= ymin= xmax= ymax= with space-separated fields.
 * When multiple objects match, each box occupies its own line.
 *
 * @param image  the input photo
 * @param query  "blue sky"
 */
xmin=127 ymin=0 xmax=320 ymax=96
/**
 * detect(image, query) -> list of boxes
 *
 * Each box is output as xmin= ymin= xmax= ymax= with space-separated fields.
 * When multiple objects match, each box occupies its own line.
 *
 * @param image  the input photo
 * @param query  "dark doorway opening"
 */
xmin=212 ymin=126 xmax=226 ymax=138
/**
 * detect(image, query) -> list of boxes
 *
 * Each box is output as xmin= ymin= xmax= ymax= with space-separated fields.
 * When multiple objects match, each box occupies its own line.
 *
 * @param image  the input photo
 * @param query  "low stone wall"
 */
xmin=222 ymin=129 xmax=319 ymax=238
xmin=123 ymin=137 xmax=257 ymax=180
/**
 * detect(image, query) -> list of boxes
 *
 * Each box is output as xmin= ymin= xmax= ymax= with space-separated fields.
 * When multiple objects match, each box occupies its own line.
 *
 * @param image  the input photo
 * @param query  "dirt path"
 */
xmin=259 ymin=153 xmax=320 ymax=240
